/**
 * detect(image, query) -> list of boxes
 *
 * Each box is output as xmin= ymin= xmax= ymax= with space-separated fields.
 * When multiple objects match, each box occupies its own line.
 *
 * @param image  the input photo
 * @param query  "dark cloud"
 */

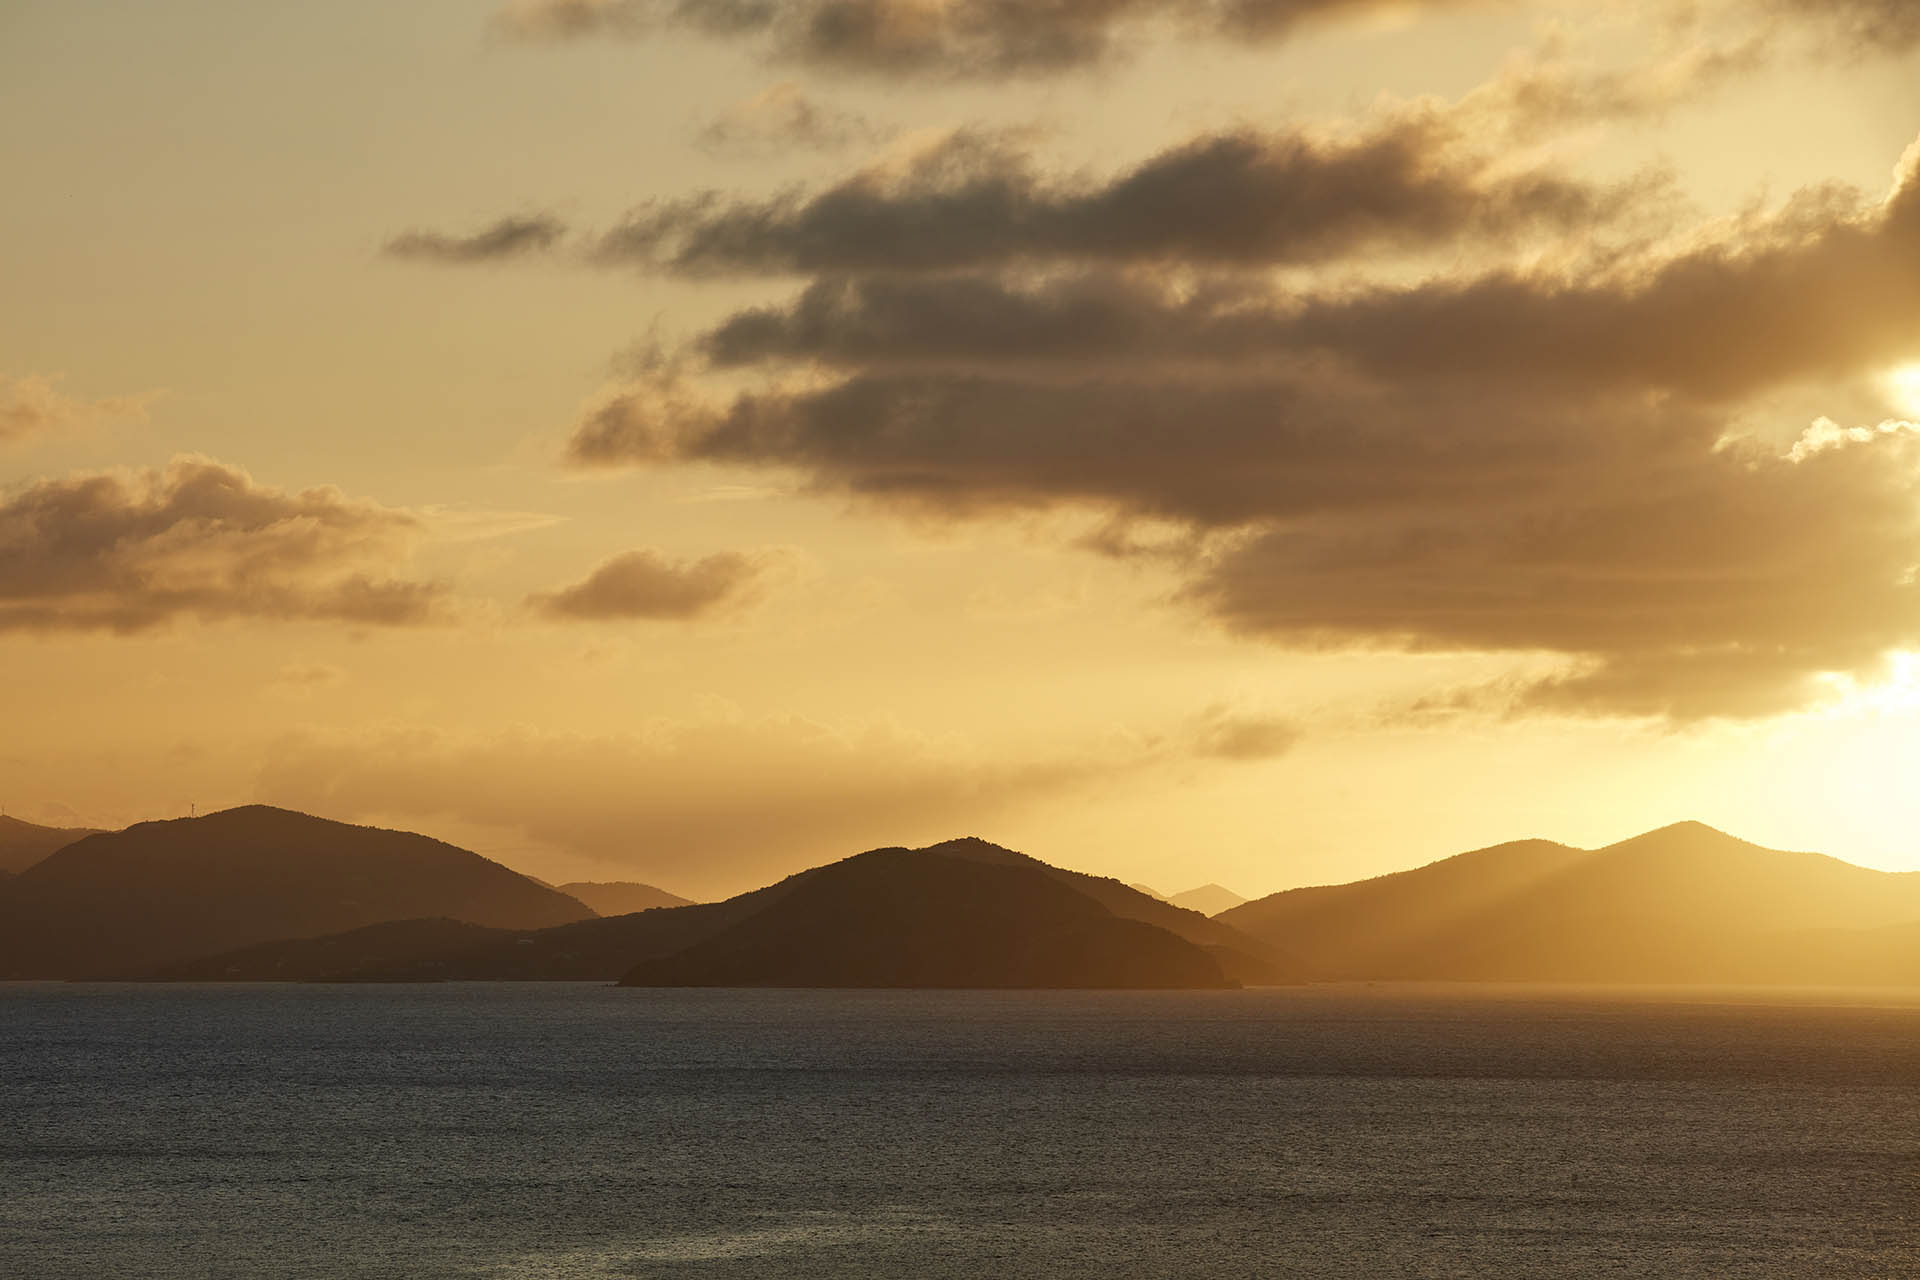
xmin=567 ymin=141 xmax=1920 ymax=719
xmin=384 ymin=215 xmax=568 ymax=263
xmin=1284 ymin=173 xmax=1920 ymax=402
xmin=489 ymin=0 xmax=1920 ymax=86
xmin=1770 ymin=0 xmax=1920 ymax=54
xmin=386 ymin=46 xmax=1740 ymax=284
xmin=595 ymin=121 xmax=1660 ymax=276
xmin=697 ymin=82 xmax=887 ymax=154
xmin=572 ymin=370 xmax=1661 ymax=527
xmin=530 ymin=547 xmax=784 ymax=620
xmin=388 ymin=43 xmax=1747 ymax=283
xmin=497 ymin=0 xmax=1496 ymax=76
xmin=0 ymin=458 xmax=446 ymax=632
xmin=496 ymin=0 xmax=1920 ymax=76
xmin=568 ymin=381 xmax=732 ymax=466
xmin=699 ymin=272 xmax=1265 ymax=371
xmin=694 ymin=164 xmax=1920 ymax=404
xmin=1187 ymin=429 xmax=1920 ymax=719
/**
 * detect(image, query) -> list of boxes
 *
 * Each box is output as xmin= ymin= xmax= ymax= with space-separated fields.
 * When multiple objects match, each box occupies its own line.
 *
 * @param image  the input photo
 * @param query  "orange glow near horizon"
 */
xmin=2 ymin=3 xmax=1920 ymax=900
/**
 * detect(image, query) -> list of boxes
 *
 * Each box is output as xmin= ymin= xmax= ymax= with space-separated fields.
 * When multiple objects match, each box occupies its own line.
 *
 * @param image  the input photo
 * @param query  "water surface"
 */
xmin=3 ymin=983 xmax=1916 ymax=1278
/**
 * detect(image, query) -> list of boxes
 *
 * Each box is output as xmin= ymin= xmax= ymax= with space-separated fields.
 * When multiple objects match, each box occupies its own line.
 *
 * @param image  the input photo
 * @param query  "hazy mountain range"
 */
xmin=0 ymin=815 xmax=102 ymax=875
xmin=155 ymin=831 xmax=1284 ymax=987
xmin=1220 ymin=822 xmax=1920 ymax=985
xmin=556 ymin=882 xmax=694 ymax=915
xmin=5 ymin=807 xmax=1920 ymax=988
xmin=1135 ymin=883 xmax=1250 ymax=916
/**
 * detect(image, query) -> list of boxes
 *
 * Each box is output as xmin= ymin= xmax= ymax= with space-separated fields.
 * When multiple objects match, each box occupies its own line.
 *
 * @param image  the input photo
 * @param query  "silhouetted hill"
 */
xmin=1220 ymin=837 xmax=1587 ymax=976
xmin=1221 ymin=822 xmax=1920 ymax=983
xmin=0 ymin=815 xmax=102 ymax=875
xmin=620 ymin=846 xmax=1236 ymax=989
xmin=162 ymin=874 xmax=806 ymax=983
xmin=918 ymin=838 xmax=1289 ymax=984
xmin=154 ymin=836 xmax=1298 ymax=986
xmin=1168 ymin=884 xmax=1247 ymax=915
xmin=0 ymin=806 xmax=594 ymax=979
xmin=1127 ymin=880 xmax=1250 ymax=918
xmin=556 ymin=881 xmax=693 ymax=915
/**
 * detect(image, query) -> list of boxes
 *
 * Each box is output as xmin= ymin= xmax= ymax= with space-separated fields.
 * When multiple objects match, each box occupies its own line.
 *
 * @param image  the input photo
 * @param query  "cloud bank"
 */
xmin=564 ymin=139 xmax=1920 ymax=719
xmin=410 ymin=4 xmax=1920 ymax=721
xmin=0 ymin=457 xmax=446 ymax=632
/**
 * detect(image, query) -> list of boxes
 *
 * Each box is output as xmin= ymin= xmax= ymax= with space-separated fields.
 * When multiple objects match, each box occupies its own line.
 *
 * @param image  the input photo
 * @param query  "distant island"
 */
xmin=4 ymin=806 xmax=1920 ymax=988
xmin=556 ymin=881 xmax=693 ymax=916
xmin=613 ymin=842 xmax=1268 ymax=989
xmin=1134 ymin=883 xmax=1251 ymax=916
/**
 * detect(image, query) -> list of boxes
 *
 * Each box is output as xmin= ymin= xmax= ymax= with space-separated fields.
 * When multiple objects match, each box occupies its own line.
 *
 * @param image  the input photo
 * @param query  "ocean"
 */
xmin=3 ymin=983 xmax=1916 ymax=1278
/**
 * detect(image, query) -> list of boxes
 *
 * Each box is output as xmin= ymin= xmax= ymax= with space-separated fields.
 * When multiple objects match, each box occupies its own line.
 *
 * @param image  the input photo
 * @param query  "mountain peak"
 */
xmin=918 ymin=836 xmax=1022 ymax=857
xmin=620 ymin=842 xmax=1238 ymax=989
xmin=1167 ymin=884 xmax=1248 ymax=916
xmin=1648 ymin=819 xmax=1731 ymax=839
xmin=557 ymin=881 xmax=693 ymax=916
xmin=1602 ymin=820 xmax=1757 ymax=856
xmin=158 ymin=804 xmax=341 ymax=828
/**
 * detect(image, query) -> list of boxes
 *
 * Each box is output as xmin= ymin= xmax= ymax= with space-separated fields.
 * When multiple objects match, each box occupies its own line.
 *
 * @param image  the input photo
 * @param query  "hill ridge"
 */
xmin=0 ymin=806 xmax=593 ymax=979
xmin=148 ymin=833 xmax=1297 ymax=987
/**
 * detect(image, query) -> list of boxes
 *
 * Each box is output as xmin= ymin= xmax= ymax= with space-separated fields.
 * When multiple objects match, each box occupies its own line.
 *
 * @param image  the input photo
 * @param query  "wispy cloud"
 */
xmin=697 ymin=82 xmax=888 ymax=155
xmin=1 ymin=374 xmax=160 ymax=444
xmin=529 ymin=547 xmax=794 ymax=620
xmin=1192 ymin=708 xmax=1301 ymax=760
xmin=384 ymin=214 xmax=568 ymax=263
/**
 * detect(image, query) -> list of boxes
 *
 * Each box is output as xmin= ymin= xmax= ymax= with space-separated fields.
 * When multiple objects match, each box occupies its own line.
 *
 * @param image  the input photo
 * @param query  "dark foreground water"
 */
xmin=3 ymin=984 xmax=1918 ymax=1279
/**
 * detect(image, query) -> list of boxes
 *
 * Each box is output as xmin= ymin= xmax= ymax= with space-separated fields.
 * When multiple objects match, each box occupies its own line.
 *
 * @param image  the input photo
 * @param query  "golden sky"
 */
xmin=4 ymin=0 xmax=1920 ymax=899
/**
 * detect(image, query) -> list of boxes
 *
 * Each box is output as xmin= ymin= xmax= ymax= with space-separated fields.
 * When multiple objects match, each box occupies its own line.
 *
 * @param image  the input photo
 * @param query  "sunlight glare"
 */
xmin=1886 ymin=363 xmax=1920 ymax=418
xmin=1819 ymin=651 xmax=1920 ymax=717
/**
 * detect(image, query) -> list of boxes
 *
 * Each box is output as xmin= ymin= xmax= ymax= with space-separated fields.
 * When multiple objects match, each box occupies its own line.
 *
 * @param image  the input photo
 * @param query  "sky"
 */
xmin=3 ymin=0 xmax=1919 ymax=901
